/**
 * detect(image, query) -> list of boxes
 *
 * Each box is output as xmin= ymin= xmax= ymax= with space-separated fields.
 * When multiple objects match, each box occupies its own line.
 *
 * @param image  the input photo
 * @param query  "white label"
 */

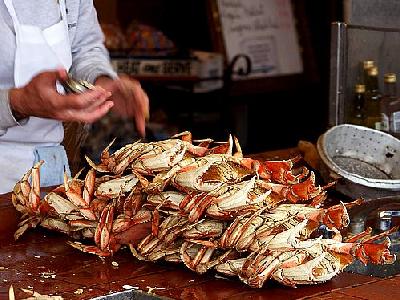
xmin=382 ymin=113 xmax=389 ymax=131
xmin=111 ymin=58 xmax=199 ymax=77
xmin=392 ymin=111 xmax=400 ymax=133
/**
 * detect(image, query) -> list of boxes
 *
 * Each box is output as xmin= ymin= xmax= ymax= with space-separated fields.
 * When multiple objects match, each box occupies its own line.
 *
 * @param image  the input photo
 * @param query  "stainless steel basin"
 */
xmin=91 ymin=290 xmax=171 ymax=300
xmin=317 ymin=124 xmax=400 ymax=200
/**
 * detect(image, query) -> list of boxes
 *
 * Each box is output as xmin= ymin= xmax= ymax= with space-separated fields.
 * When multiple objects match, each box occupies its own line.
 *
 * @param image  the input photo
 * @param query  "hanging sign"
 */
xmin=216 ymin=0 xmax=303 ymax=79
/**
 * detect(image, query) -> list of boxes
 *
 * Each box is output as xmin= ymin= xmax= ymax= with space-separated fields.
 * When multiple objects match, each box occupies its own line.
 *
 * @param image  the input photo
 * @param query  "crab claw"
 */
xmin=258 ymin=172 xmax=333 ymax=204
xmin=323 ymin=202 xmax=350 ymax=229
xmin=68 ymin=241 xmax=113 ymax=257
xmin=322 ymin=199 xmax=364 ymax=230
xmin=353 ymin=227 xmax=398 ymax=265
xmin=258 ymin=155 xmax=307 ymax=184
xmin=355 ymin=237 xmax=396 ymax=265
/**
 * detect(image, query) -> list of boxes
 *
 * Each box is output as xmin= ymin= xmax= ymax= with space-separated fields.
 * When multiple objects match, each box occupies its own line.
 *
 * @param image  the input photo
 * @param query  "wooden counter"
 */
xmin=1 ymin=148 xmax=400 ymax=300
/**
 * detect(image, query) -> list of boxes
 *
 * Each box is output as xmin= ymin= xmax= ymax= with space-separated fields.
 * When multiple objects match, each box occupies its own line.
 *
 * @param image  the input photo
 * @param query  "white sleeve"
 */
xmin=0 ymin=89 xmax=20 ymax=135
xmin=69 ymin=0 xmax=118 ymax=83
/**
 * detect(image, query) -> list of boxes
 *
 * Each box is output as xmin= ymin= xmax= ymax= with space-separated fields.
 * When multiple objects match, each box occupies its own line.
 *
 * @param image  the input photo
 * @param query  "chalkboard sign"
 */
xmin=210 ymin=0 xmax=303 ymax=80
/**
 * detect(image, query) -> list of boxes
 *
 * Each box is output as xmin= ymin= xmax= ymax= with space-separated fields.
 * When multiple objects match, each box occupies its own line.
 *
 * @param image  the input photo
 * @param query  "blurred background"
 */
xmin=81 ymin=0 xmax=344 ymax=160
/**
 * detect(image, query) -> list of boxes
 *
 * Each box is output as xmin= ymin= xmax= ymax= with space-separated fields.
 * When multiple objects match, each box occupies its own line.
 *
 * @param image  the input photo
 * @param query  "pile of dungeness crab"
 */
xmin=12 ymin=132 xmax=397 ymax=288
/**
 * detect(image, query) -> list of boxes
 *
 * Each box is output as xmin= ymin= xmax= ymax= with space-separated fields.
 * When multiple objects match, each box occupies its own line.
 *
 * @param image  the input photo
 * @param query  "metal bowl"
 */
xmin=317 ymin=124 xmax=400 ymax=199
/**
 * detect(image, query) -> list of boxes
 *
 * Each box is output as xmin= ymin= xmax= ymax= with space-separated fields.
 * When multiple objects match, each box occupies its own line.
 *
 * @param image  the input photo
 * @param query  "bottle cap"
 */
xmin=363 ymin=60 xmax=374 ymax=70
xmin=355 ymin=84 xmax=365 ymax=93
xmin=384 ymin=73 xmax=396 ymax=83
xmin=368 ymin=66 xmax=378 ymax=76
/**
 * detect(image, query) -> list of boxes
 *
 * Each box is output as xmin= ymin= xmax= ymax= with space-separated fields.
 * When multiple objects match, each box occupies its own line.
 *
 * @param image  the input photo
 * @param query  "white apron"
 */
xmin=0 ymin=0 xmax=72 ymax=194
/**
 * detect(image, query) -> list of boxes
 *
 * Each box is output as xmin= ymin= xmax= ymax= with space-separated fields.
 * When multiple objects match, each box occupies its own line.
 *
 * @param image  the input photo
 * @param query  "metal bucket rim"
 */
xmin=317 ymin=124 xmax=400 ymax=190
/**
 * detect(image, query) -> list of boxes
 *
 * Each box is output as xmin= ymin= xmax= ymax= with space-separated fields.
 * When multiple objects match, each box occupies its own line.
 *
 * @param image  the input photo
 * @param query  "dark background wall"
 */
xmin=93 ymin=0 xmax=344 ymax=154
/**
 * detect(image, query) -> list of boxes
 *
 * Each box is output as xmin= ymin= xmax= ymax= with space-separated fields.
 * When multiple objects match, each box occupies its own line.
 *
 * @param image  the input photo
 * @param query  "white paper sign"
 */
xmin=217 ymin=0 xmax=303 ymax=79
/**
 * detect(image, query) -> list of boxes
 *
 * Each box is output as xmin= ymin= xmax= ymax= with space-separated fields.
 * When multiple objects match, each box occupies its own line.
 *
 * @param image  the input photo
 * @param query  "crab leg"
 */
xmin=94 ymin=205 xmax=114 ymax=251
xmin=28 ymin=160 xmax=43 ymax=212
xmin=83 ymin=169 xmax=96 ymax=206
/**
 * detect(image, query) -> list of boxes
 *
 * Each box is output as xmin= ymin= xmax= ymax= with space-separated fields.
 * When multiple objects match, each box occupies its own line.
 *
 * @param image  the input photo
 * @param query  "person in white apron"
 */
xmin=0 ymin=0 xmax=73 ymax=194
xmin=0 ymin=0 xmax=149 ymax=194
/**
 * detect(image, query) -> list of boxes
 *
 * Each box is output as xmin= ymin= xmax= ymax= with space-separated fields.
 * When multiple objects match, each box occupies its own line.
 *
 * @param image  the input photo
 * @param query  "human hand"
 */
xmin=9 ymin=69 xmax=114 ymax=123
xmin=95 ymin=75 xmax=149 ymax=137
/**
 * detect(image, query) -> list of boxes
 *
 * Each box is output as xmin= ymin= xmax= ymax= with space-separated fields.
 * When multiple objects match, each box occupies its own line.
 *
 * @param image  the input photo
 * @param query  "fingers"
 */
xmin=116 ymin=78 xmax=149 ymax=137
xmin=137 ymin=85 xmax=150 ymax=121
xmin=58 ymin=100 xmax=114 ymax=123
xmin=16 ymin=70 xmax=115 ymax=123
xmin=74 ymin=100 xmax=114 ymax=123
xmin=61 ymin=87 xmax=111 ymax=110
xmin=132 ymin=88 xmax=148 ymax=138
xmin=51 ymin=81 xmax=112 ymax=122
xmin=56 ymin=68 xmax=69 ymax=82
xmin=39 ymin=69 xmax=68 ymax=87
xmin=97 ymin=75 xmax=149 ymax=122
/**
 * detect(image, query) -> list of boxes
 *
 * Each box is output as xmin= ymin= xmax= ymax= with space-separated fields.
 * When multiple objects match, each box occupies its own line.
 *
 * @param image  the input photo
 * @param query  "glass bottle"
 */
xmin=349 ymin=84 xmax=365 ymax=126
xmin=381 ymin=74 xmax=400 ymax=138
xmin=364 ymin=66 xmax=382 ymax=130
xmin=389 ymin=103 xmax=400 ymax=138
xmin=380 ymin=73 xmax=397 ymax=132
xmin=362 ymin=60 xmax=375 ymax=84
